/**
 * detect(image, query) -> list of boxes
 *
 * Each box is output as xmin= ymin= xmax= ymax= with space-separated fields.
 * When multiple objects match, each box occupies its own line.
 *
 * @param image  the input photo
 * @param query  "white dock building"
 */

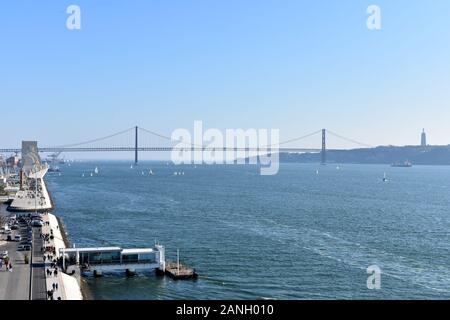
xmin=60 ymin=245 xmax=166 ymax=276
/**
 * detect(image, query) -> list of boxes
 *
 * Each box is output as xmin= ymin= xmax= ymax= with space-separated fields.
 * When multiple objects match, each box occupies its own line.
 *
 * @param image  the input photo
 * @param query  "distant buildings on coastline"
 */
xmin=6 ymin=154 xmax=20 ymax=168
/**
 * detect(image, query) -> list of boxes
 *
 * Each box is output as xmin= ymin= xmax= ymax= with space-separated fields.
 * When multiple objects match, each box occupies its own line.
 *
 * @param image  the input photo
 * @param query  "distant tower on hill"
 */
xmin=421 ymin=129 xmax=427 ymax=147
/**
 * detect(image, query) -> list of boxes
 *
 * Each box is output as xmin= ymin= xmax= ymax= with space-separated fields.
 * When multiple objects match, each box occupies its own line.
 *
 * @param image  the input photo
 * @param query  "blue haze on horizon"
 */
xmin=1 ymin=1 xmax=450 ymax=159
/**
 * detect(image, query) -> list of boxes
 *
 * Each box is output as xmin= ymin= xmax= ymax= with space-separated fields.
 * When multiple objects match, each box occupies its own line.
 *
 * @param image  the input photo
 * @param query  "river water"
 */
xmin=42 ymin=162 xmax=450 ymax=299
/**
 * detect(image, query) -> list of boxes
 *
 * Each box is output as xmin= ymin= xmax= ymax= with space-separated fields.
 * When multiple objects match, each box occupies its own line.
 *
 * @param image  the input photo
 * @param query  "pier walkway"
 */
xmin=40 ymin=213 xmax=82 ymax=300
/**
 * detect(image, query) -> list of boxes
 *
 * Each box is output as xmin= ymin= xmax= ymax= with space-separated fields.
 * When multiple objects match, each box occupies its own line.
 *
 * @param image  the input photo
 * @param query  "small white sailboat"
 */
xmin=174 ymin=172 xmax=178 ymax=176
xmin=336 ymin=165 xmax=340 ymax=170
xmin=382 ymin=172 xmax=388 ymax=182
xmin=316 ymin=170 xmax=319 ymax=175
xmin=141 ymin=171 xmax=145 ymax=176
xmin=149 ymin=169 xmax=154 ymax=175
xmin=90 ymin=172 xmax=93 ymax=177
xmin=82 ymin=173 xmax=85 ymax=177
xmin=130 ymin=164 xmax=133 ymax=169
xmin=182 ymin=172 xmax=185 ymax=176
xmin=94 ymin=166 xmax=99 ymax=175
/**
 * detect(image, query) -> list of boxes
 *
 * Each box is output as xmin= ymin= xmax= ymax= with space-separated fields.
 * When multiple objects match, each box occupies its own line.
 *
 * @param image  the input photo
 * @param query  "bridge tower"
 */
xmin=321 ymin=129 xmax=326 ymax=165
xmin=135 ymin=126 xmax=138 ymax=165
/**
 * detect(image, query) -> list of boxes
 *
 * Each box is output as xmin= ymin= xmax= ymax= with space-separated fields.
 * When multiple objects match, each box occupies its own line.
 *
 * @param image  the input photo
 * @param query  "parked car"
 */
xmin=14 ymin=235 xmax=22 ymax=242
xmin=17 ymin=245 xmax=31 ymax=251
xmin=0 ymin=251 xmax=8 ymax=259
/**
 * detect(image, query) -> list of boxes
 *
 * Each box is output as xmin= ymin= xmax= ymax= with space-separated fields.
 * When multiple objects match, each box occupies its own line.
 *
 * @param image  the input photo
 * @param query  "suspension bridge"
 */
xmin=0 ymin=126 xmax=373 ymax=164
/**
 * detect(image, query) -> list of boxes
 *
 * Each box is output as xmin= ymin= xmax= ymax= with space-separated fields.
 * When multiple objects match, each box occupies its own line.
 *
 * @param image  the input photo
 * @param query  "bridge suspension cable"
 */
xmin=138 ymin=126 xmax=209 ymax=149
xmin=326 ymin=130 xmax=374 ymax=148
xmin=258 ymin=129 xmax=322 ymax=149
xmin=277 ymin=130 xmax=323 ymax=146
xmin=140 ymin=126 xmax=324 ymax=149
xmin=48 ymin=127 xmax=135 ymax=149
xmin=138 ymin=127 xmax=173 ymax=142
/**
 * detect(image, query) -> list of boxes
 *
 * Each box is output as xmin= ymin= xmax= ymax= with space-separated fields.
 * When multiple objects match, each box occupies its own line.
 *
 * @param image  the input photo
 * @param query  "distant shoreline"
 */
xmin=279 ymin=145 xmax=450 ymax=166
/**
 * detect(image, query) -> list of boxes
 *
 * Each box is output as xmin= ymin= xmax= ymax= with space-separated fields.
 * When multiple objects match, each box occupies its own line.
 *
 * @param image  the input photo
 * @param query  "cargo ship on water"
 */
xmin=391 ymin=160 xmax=413 ymax=168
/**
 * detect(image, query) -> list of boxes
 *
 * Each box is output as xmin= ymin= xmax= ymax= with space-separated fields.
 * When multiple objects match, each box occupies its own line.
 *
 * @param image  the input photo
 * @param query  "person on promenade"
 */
xmin=8 ymin=262 xmax=12 ymax=272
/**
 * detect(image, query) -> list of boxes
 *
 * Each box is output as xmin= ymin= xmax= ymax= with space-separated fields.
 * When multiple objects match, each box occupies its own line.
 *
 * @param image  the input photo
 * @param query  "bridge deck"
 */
xmin=0 ymin=147 xmax=325 ymax=153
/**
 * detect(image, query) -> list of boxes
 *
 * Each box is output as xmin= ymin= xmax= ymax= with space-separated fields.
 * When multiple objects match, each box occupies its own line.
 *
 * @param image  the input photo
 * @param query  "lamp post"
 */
xmin=34 ymin=167 xmax=37 ymax=215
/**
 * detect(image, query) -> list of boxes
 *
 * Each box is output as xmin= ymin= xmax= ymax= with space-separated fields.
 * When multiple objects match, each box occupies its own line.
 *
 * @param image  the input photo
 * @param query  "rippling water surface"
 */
xmin=45 ymin=162 xmax=450 ymax=299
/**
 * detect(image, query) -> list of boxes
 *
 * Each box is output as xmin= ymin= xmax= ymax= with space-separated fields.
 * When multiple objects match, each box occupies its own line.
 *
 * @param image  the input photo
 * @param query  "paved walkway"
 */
xmin=41 ymin=213 xmax=67 ymax=300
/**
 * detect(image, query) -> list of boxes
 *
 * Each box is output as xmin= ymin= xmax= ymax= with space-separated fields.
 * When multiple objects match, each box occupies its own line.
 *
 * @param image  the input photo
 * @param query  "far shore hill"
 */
xmin=278 ymin=145 xmax=450 ymax=165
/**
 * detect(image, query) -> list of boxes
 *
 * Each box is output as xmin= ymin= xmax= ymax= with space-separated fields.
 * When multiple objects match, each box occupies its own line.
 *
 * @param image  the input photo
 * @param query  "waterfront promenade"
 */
xmin=8 ymin=166 xmax=53 ymax=212
xmin=40 ymin=212 xmax=83 ymax=300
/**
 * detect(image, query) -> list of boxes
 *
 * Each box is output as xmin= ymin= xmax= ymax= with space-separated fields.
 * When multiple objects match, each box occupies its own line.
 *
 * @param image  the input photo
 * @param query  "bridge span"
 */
xmin=0 ymin=126 xmax=373 ymax=165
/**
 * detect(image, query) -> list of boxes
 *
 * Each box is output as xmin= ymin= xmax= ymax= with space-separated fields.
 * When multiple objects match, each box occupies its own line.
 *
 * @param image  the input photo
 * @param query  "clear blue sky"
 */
xmin=1 ymin=1 xmax=450 ymax=157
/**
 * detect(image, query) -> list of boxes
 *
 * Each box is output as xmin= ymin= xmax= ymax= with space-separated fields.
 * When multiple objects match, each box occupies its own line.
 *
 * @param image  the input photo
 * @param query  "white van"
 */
xmin=31 ymin=220 xmax=43 ymax=227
